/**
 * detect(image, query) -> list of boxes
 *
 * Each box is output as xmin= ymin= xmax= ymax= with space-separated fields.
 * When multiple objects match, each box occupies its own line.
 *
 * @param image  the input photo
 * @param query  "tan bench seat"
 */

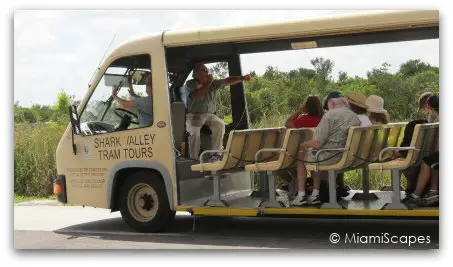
xmin=191 ymin=127 xmax=285 ymax=206
xmin=349 ymin=122 xmax=407 ymax=201
xmin=368 ymin=122 xmax=439 ymax=209
xmin=300 ymin=123 xmax=408 ymax=208
xmin=301 ymin=126 xmax=376 ymax=208
xmin=191 ymin=127 xmax=284 ymax=172
xmin=245 ymin=128 xmax=315 ymax=172
xmin=244 ymin=123 xmax=410 ymax=209
xmin=244 ymin=128 xmax=315 ymax=207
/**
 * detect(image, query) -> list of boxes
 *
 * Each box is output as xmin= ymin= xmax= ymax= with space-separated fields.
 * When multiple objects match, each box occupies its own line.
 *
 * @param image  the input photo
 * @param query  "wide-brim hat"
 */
xmin=345 ymin=91 xmax=368 ymax=109
xmin=366 ymin=95 xmax=388 ymax=114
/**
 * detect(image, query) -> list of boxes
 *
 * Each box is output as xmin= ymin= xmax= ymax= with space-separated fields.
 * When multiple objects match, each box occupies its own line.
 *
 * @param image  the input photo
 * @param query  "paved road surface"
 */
xmin=14 ymin=202 xmax=439 ymax=249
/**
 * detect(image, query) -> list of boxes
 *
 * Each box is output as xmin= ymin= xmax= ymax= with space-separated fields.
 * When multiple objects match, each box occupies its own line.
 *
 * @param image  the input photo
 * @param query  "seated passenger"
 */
xmin=345 ymin=91 xmax=372 ymax=126
xmin=112 ymin=74 xmax=153 ymax=128
xmin=322 ymin=91 xmax=350 ymax=198
xmin=322 ymin=91 xmax=342 ymax=113
xmin=290 ymin=97 xmax=361 ymax=206
xmin=399 ymin=92 xmax=438 ymax=192
xmin=418 ymin=91 xmax=438 ymax=123
xmin=404 ymin=94 xmax=439 ymax=205
xmin=280 ymin=95 xmax=323 ymax=192
xmin=398 ymin=92 xmax=436 ymax=157
xmin=366 ymin=95 xmax=390 ymax=124
xmin=285 ymin=95 xmax=323 ymax=128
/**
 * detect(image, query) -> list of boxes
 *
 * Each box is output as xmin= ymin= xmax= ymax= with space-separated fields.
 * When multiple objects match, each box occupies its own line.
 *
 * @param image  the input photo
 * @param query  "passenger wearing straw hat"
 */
xmin=366 ymin=95 xmax=390 ymax=125
xmin=345 ymin=91 xmax=372 ymax=126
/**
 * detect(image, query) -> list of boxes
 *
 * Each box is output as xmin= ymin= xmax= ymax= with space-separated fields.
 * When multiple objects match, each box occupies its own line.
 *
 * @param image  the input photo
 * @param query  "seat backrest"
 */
xmin=406 ymin=122 xmax=439 ymax=166
xmin=369 ymin=122 xmax=407 ymax=162
xmin=350 ymin=126 xmax=376 ymax=167
xmin=170 ymin=102 xmax=187 ymax=151
xmin=255 ymin=128 xmax=285 ymax=163
xmin=279 ymin=128 xmax=315 ymax=169
xmin=243 ymin=128 xmax=284 ymax=165
xmin=341 ymin=126 xmax=371 ymax=168
xmin=300 ymin=126 xmax=374 ymax=169
xmin=222 ymin=127 xmax=284 ymax=169
xmin=351 ymin=123 xmax=409 ymax=167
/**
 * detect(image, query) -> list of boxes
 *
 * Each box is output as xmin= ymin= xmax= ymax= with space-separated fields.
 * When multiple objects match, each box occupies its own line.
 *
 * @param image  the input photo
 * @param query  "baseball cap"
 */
xmin=323 ymin=91 xmax=342 ymax=110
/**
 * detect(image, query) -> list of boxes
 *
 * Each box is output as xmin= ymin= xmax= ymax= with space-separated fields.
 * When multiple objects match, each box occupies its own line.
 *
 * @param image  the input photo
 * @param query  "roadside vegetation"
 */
xmin=14 ymin=193 xmax=56 ymax=203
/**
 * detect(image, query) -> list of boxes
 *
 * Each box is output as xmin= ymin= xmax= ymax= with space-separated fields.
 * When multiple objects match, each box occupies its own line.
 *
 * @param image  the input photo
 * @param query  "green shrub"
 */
xmin=14 ymin=122 xmax=67 ymax=196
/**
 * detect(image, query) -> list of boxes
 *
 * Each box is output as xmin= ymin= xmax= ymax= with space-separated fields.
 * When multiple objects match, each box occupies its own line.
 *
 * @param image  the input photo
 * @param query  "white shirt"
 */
xmin=358 ymin=114 xmax=372 ymax=126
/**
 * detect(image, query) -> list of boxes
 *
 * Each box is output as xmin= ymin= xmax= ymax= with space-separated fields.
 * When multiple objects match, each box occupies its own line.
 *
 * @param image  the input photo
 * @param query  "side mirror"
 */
xmin=69 ymin=105 xmax=81 ymax=135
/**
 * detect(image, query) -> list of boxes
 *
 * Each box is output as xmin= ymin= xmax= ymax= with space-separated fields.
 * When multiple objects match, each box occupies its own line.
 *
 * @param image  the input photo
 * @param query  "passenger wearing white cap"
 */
xmin=366 ymin=95 xmax=389 ymax=125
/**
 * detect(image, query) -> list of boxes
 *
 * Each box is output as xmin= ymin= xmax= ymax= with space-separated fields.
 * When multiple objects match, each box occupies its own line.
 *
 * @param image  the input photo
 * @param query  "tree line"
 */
xmin=211 ymin=58 xmax=439 ymax=126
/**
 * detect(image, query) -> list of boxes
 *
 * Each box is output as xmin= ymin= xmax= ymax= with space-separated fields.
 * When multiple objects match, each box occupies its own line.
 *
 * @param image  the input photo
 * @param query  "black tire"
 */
xmin=119 ymin=171 xmax=175 ymax=233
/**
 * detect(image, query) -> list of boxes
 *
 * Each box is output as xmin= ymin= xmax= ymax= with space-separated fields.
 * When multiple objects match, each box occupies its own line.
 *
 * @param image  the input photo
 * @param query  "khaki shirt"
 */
xmin=307 ymin=104 xmax=361 ymax=164
xmin=184 ymin=79 xmax=226 ymax=114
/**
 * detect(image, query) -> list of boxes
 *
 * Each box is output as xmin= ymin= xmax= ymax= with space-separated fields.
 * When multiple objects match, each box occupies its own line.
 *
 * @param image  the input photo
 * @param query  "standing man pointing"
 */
xmin=184 ymin=62 xmax=251 ymax=161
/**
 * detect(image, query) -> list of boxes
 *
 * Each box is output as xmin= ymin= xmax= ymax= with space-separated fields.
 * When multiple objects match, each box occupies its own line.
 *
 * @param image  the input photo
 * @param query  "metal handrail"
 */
xmin=311 ymin=148 xmax=348 ymax=171
xmin=314 ymin=148 xmax=349 ymax=162
xmin=378 ymin=146 xmax=417 ymax=162
xmin=253 ymin=148 xmax=285 ymax=170
xmin=197 ymin=149 xmax=229 ymax=173
xmin=199 ymin=149 xmax=229 ymax=165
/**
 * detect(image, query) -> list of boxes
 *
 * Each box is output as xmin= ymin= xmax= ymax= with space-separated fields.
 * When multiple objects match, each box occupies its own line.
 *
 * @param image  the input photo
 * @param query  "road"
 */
xmin=14 ymin=201 xmax=439 ymax=249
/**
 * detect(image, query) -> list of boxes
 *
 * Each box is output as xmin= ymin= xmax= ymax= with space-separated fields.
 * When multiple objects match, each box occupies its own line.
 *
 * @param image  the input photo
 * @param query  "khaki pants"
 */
xmin=186 ymin=113 xmax=225 ymax=160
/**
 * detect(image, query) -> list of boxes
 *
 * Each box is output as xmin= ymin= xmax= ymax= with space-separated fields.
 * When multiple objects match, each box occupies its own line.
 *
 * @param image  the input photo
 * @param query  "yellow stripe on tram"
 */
xmin=176 ymin=206 xmax=258 ymax=217
xmin=176 ymin=206 xmax=439 ymax=217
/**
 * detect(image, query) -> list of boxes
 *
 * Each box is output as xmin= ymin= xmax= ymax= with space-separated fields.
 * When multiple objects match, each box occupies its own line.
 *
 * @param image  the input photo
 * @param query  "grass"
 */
xmin=14 ymin=193 xmax=56 ymax=204
xmin=250 ymin=113 xmax=289 ymax=129
xmin=14 ymin=122 xmax=67 ymax=196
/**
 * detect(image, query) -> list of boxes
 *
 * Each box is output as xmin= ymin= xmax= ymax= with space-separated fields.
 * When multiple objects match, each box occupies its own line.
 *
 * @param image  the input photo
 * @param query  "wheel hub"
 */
xmin=127 ymin=183 xmax=159 ymax=222
xmin=140 ymin=193 xmax=154 ymax=211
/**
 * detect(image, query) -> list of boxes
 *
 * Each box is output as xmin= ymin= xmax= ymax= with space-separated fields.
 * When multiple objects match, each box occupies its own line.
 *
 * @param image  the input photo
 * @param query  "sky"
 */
xmin=14 ymin=10 xmax=439 ymax=107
